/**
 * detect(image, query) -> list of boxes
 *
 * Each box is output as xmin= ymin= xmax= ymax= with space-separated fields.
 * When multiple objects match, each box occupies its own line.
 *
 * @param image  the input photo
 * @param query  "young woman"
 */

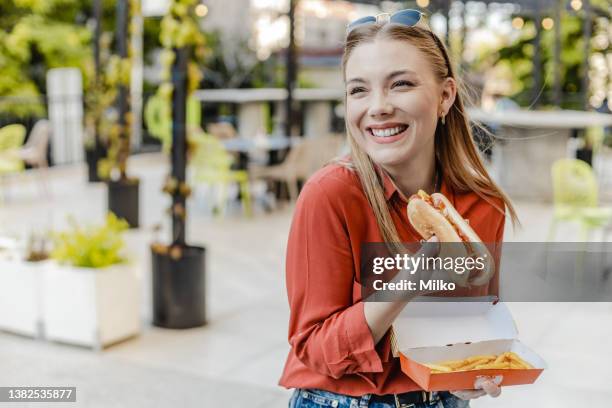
xmin=279 ymin=10 xmax=517 ymax=408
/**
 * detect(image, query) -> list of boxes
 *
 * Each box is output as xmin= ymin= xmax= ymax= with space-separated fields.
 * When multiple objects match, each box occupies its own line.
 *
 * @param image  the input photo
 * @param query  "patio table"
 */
xmin=222 ymin=136 xmax=296 ymax=169
xmin=468 ymin=109 xmax=612 ymax=201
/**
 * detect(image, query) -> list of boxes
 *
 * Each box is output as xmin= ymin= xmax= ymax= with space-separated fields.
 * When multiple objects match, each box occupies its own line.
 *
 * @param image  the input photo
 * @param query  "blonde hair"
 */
xmin=339 ymin=22 xmax=518 ymax=244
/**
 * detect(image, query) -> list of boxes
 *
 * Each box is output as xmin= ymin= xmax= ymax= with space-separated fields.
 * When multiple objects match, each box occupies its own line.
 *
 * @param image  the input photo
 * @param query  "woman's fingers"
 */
xmin=451 ymin=375 xmax=503 ymax=400
xmin=479 ymin=379 xmax=502 ymax=397
xmin=475 ymin=375 xmax=503 ymax=397
xmin=421 ymin=235 xmax=440 ymax=257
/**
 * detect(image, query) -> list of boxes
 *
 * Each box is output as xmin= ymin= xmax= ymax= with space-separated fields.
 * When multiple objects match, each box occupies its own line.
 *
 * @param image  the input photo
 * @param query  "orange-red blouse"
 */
xmin=279 ymin=163 xmax=505 ymax=396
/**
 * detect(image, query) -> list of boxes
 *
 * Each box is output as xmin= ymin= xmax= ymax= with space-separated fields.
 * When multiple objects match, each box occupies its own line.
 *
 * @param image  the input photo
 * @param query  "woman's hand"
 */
xmin=450 ymin=375 xmax=502 ymax=400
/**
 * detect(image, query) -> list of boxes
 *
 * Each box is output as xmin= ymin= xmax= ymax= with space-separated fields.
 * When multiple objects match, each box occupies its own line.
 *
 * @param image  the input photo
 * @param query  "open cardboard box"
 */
xmin=391 ymin=298 xmax=546 ymax=391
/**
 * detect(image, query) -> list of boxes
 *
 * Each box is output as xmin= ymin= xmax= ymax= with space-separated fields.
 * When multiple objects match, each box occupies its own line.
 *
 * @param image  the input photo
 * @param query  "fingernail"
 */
xmin=493 ymin=375 xmax=503 ymax=385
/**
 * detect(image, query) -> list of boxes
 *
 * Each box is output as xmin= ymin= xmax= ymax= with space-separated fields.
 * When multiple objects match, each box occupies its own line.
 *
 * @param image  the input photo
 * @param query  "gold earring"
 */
xmin=441 ymin=115 xmax=446 ymax=125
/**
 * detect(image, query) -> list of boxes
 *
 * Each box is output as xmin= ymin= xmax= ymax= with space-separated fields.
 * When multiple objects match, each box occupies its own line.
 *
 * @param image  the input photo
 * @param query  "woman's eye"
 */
xmin=392 ymin=80 xmax=414 ymax=88
xmin=349 ymin=87 xmax=366 ymax=95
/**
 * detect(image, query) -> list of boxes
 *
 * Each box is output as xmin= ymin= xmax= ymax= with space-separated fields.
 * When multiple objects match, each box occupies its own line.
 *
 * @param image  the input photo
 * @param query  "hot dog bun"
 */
xmin=407 ymin=190 xmax=495 ymax=287
xmin=407 ymin=192 xmax=470 ymax=286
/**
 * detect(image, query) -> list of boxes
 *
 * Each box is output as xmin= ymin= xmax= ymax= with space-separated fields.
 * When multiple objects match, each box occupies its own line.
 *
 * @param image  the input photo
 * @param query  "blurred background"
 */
xmin=0 ymin=0 xmax=610 ymax=407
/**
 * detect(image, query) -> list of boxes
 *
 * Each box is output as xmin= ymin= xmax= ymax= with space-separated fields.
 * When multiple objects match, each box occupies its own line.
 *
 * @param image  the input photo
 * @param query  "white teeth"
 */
xmin=370 ymin=125 xmax=407 ymax=137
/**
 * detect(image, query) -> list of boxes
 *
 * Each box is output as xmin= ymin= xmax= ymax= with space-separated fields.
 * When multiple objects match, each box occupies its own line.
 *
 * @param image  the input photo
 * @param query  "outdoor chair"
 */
xmin=546 ymin=158 xmax=612 ymax=282
xmin=548 ymin=158 xmax=612 ymax=242
xmin=0 ymin=124 xmax=27 ymax=201
xmin=189 ymin=133 xmax=251 ymax=217
xmin=0 ymin=124 xmax=27 ymax=172
xmin=249 ymin=136 xmax=344 ymax=202
xmin=17 ymin=119 xmax=51 ymax=196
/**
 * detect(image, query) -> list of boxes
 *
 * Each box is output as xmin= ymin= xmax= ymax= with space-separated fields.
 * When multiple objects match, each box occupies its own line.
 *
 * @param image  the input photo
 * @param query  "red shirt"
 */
xmin=278 ymin=163 xmax=505 ymax=396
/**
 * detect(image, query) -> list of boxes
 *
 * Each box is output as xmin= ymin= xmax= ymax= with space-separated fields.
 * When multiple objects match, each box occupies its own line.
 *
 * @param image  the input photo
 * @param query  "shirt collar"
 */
xmin=381 ymin=169 xmax=399 ymax=201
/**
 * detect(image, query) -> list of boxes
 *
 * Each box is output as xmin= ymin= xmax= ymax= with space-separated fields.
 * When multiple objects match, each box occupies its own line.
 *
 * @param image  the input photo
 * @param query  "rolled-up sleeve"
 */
xmin=285 ymin=180 xmax=383 ymax=379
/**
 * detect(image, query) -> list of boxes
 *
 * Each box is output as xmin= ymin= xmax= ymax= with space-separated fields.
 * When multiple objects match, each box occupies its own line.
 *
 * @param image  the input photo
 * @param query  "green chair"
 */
xmin=189 ymin=133 xmax=251 ymax=217
xmin=547 ymin=158 xmax=612 ymax=284
xmin=548 ymin=158 xmax=612 ymax=242
xmin=0 ymin=124 xmax=27 ymax=174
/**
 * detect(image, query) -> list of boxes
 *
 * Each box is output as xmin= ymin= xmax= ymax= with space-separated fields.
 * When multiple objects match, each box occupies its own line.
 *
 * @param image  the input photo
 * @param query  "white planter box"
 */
xmin=0 ymin=259 xmax=49 ymax=337
xmin=42 ymin=262 xmax=141 ymax=349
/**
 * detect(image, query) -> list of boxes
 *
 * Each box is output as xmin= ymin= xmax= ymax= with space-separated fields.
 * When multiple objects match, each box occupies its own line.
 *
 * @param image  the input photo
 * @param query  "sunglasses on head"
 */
xmin=346 ymin=8 xmax=451 ymax=74
xmin=346 ymin=9 xmax=427 ymax=36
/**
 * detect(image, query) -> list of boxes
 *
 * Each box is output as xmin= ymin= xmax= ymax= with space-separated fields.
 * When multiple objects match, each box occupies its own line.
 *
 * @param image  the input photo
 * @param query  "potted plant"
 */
xmin=0 ymin=233 xmax=50 ymax=338
xmin=150 ymin=0 xmax=207 ymax=329
xmin=42 ymin=214 xmax=141 ymax=349
xmin=97 ymin=0 xmax=141 ymax=228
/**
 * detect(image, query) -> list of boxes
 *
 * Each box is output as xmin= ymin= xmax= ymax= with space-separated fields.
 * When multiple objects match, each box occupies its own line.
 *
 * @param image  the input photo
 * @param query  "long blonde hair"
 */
xmin=339 ymin=22 xmax=518 ymax=244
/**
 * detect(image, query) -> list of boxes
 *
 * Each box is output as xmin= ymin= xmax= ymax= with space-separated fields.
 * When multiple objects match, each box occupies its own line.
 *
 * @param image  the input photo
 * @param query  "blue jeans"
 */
xmin=288 ymin=388 xmax=470 ymax=408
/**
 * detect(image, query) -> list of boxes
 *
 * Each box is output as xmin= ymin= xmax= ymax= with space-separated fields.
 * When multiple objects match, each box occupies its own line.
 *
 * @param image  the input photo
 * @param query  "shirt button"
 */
xmin=331 ymin=400 xmax=339 ymax=407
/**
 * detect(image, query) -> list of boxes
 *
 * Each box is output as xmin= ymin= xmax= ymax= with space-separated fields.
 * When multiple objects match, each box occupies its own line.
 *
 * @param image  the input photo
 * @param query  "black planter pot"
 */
xmin=576 ymin=148 xmax=593 ymax=166
xmin=152 ymin=245 xmax=206 ymax=329
xmin=108 ymin=178 xmax=140 ymax=228
xmin=85 ymin=149 xmax=102 ymax=182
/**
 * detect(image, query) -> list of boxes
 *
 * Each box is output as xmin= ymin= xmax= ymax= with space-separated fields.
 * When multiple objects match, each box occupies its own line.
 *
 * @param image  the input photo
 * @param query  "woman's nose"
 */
xmin=368 ymin=91 xmax=393 ymax=117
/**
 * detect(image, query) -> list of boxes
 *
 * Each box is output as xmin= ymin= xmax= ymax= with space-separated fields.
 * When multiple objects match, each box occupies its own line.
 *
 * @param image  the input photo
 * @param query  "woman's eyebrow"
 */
xmin=347 ymin=77 xmax=366 ymax=85
xmin=388 ymin=69 xmax=418 ymax=79
xmin=347 ymin=70 xmax=418 ymax=85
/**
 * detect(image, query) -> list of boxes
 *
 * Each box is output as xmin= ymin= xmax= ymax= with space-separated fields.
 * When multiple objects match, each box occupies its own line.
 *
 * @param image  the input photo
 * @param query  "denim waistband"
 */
xmin=291 ymin=388 xmax=445 ymax=408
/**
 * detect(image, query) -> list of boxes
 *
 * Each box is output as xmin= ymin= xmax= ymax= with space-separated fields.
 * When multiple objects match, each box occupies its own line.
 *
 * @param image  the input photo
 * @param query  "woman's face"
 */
xmin=344 ymin=38 xmax=453 ymax=168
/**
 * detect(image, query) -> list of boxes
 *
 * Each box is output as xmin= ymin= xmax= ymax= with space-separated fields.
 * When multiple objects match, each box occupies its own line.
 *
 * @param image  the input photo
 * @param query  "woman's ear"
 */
xmin=439 ymin=77 xmax=457 ymax=117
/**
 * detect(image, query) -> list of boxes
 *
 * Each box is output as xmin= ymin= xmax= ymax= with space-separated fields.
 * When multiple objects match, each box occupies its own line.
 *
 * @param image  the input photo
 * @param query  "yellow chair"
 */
xmin=189 ymin=134 xmax=251 ymax=217
xmin=0 ymin=124 xmax=27 ymax=174
xmin=547 ymin=158 xmax=612 ymax=284
xmin=0 ymin=124 xmax=27 ymax=201
xmin=548 ymin=158 xmax=612 ymax=242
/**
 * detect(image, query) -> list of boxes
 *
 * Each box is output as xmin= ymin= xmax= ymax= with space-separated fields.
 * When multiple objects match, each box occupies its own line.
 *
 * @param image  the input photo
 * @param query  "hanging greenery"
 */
xmin=146 ymin=0 xmax=207 ymax=151
xmin=97 ymin=0 xmax=140 ymax=181
xmin=151 ymin=0 xmax=207 ymax=259
xmin=0 ymin=10 xmax=91 ymax=117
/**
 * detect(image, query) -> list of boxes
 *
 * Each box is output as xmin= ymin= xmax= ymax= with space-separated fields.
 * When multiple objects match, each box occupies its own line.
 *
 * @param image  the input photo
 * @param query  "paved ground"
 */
xmin=0 ymin=153 xmax=611 ymax=407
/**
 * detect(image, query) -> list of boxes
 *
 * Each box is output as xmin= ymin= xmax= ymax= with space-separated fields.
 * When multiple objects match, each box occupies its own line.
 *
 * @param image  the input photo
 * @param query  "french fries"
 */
xmin=424 ymin=352 xmax=533 ymax=373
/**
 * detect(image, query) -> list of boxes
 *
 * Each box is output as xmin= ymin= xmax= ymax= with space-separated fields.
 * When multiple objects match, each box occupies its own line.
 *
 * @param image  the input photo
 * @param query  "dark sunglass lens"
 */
xmin=347 ymin=15 xmax=377 ymax=31
xmin=390 ymin=9 xmax=422 ymax=26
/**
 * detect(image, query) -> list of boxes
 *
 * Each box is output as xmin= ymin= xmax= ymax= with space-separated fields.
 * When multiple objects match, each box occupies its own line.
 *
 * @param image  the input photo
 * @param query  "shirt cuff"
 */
xmin=344 ymin=301 xmax=384 ymax=373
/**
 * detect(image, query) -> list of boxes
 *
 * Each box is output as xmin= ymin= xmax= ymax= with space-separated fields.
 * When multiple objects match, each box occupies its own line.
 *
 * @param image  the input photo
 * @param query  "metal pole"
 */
xmin=285 ymin=0 xmax=297 ymax=137
xmin=171 ymin=47 xmax=189 ymax=246
xmin=460 ymin=0 xmax=467 ymax=65
xmin=553 ymin=0 xmax=562 ymax=107
xmin=92 ymin=0 xmax=104 ymax=178
xmin=582 ymin=0 xmax=591 ymax=109
xmin=94 ymin=0 xmax=102 ymax=76
xmin=116 ymin=0 xmax=129 ymax=178
xmin=533 ymin=2 xmax=543 ymax=108
xmin=443 ymin=0 xmax=451 ymax=47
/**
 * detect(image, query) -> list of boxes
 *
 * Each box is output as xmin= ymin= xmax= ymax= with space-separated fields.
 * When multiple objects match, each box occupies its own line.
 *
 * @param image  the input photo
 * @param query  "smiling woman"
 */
xmin=279 ymin=9 xmax=515 ymax=408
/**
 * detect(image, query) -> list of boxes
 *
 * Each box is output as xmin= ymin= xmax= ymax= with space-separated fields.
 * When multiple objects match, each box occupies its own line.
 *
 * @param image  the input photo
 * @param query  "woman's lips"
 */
xmin=366 ymin=125 xmax=409 ymax=144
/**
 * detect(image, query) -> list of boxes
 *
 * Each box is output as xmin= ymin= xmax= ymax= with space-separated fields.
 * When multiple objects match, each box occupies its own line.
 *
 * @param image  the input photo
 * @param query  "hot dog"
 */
xmin=406 ymin=190 xmax=494 ymax=287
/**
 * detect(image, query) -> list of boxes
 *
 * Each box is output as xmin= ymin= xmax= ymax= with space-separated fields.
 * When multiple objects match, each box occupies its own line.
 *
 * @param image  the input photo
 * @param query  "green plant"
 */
xmin=97 ymin=0 xmax=140 ymax=181
xmin=491 ymin=1 xmax=610 ymax=109
xmin=51 ymin=213 xmax=129 ymax=268
xmin=151 ymin=0 xmax=208 ymax=259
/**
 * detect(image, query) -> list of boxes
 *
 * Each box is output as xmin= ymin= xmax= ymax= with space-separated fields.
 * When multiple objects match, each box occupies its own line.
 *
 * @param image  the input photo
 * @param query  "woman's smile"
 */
xmin=365 ymin=122 xmax=410 ymax=144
